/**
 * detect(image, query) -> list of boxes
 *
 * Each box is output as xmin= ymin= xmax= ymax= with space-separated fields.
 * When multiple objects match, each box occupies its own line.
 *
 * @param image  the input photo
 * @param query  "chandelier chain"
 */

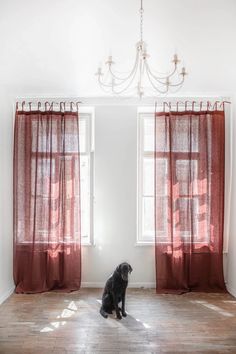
xmin=140 ymin=0 xmax=144 ymax=42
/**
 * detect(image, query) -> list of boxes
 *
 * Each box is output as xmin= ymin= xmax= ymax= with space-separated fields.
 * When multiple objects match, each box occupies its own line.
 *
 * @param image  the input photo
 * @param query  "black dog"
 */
xmin=100 ymin=262 xmax=133 ymax=320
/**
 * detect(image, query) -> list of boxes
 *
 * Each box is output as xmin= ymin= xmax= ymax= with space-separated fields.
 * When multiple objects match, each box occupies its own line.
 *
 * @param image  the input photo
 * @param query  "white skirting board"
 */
xmin=81 ymin=282 xmax=156 ymax=289
xmin=226 ymin=285 xmax=236 ymax=298
xmin=0 ymin=284 xmax=154 ymax=305
xmin=0 ymin=286 xmax=15 ymax=305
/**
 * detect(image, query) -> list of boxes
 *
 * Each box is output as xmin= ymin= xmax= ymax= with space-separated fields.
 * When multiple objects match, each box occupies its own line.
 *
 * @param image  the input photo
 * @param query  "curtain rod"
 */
xmin=155 ymin=100 xmax=231 ymax=112
xmin=16 ymin=99 xmax=231 ymax=111
xmin=16 ymin=100 xmax=82 ymax=112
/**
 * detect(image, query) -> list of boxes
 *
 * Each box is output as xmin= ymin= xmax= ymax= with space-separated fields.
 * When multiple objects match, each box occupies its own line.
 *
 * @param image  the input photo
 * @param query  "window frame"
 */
xmin=78 ymin=107 xmax=94 ymax=246
xmin=137 ymin=108 xmax=205 ymax=245
xmin=137 ymin=109 xmax=155 ymax=245
xmin=16 ymin=106 xmax=94 ymax=246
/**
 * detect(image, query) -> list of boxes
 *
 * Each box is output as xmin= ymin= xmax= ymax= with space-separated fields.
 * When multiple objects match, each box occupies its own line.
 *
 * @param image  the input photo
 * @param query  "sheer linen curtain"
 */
xmin=155 ymin=109 xmax=226 ymax=293
xmin=14 ymin=108 xmax=81 ymax=293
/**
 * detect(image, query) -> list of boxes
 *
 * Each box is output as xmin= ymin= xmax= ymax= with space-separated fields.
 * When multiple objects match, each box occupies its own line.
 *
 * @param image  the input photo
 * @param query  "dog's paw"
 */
xmin=122 ymin=311 xmax=127 ymax=317
xmin=100 ymin=309 xmax=108 ymax=319
xmin=116 ymin=314 xmax=122 ymax=320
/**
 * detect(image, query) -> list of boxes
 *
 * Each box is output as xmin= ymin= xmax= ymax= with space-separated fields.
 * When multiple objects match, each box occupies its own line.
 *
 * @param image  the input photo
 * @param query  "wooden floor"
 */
xmin=0 ymin=289 xmax=236 ymax=353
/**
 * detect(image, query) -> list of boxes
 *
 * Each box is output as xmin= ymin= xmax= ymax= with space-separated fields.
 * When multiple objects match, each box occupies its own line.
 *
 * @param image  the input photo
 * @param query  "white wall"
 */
xmin=0 ymin=0 xmax=236 ymax=300
xmin=82 ymin=104 xmax=155 ymax=287
xmin=0 ymin=96 xmax=14 ymax=303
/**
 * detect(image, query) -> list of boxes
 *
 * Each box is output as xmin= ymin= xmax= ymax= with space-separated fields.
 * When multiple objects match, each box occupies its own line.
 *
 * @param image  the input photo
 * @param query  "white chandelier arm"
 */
xmin=145 ymin=61 xmax=178 ymax=82
xmin=146 ymin=61 xmax=178 ymax=79
xmin=145 ymin=61 xmax=185 ymax=88
xmin=110 ymin=62 xmax=140 ymax=94
xmin=98 ymin=65 xmax=137 ymax=88
xmin=98 ymin=74 xmax=117 ymax=88
xmin=167 ymin=83 xmax=185 ymax=94
xmin=144 ymin=61 xmax=170 ymax=85
xmin=98 ymin=78 xmax=116 ymax=94
xmin=145 ymin=68 xmax=185 ymax=93
xmin=98 ymin=58 xmax=139 ymax=94
xmin=145 ymin=66 xmax=170 ymax=94
xmin=107 ymin=51 xmax=139 ymax=84
xmin=168 ymin=75 xmax=185 ymax=87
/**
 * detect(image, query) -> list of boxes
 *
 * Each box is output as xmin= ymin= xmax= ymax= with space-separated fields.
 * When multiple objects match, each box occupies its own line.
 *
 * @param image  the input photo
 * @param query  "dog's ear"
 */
xmin=128 ymin=264 xmax=133 ymax=273
xmin=116 ymin=264 xmax=122 ymax=273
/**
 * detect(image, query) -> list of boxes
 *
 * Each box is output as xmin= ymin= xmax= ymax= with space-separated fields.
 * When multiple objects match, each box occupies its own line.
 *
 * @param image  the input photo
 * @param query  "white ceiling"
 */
xmin=0 ymin=0 xmax=236 ymax=97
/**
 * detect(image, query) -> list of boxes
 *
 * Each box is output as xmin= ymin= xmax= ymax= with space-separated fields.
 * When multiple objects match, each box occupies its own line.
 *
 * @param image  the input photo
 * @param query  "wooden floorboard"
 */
xmin=0 ymin=288 xmax=236 ymax=353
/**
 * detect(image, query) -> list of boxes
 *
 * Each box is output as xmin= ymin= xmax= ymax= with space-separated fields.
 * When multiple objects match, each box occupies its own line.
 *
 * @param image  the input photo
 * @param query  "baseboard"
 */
xmin=81 ymin=282 xmax=156 ymax=288
xmin=226 ymin=284 xmax=236 ymax=298
xmin=0 ymin=286 xmax=15 ymax=305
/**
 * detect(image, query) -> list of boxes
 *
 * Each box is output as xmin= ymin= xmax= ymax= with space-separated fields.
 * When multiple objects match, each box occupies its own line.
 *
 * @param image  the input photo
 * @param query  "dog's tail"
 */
xmin=100 ymin=307 xmax=108 ymax=319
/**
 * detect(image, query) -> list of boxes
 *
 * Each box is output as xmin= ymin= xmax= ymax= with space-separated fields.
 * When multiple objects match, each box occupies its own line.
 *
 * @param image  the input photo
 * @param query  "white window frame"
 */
xmin=137 ymin=108 xmax=203 ymax=245
xmin=137 ymin=108 xmax=155 ymax=245
xmin=79 ymin=107 xmax=94 ymax=246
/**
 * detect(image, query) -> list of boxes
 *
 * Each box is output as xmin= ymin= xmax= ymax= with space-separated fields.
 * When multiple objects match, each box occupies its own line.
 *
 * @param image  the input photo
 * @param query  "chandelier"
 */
xmin=95 ymin=0 xmax=187 ymax=98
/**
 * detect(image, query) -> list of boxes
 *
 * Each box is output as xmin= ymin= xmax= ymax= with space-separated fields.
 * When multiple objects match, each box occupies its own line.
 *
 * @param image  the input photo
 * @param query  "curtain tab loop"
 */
xmin=76 ymin=101 xmax=80 ymax=112
xmin=220 ymin=101 xmax=231 ymax=111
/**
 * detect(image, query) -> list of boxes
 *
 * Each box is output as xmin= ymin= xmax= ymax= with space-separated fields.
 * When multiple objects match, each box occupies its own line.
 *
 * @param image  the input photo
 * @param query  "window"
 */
xmin=137 ymin=110 xmax=155 ymax=243
xmin=137 ymin=109 xmax=206 ymax=244
xmin=79 ymin=109 xmax=94 ymax=245
xmin=29 ymin=108 xmax=94 ymax=246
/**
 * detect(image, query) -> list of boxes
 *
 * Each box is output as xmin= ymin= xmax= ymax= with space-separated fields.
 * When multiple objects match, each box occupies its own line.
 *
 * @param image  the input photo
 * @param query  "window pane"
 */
xmin=174 ymin=197 xmax=199 ymax=238
xmin=143 ymin=158 xmax=154 ymax=195
xmin=80 ymin=155 xmax=90 ymax=239
xmin=143 ymin=118 xmax=154 ymax=151
xmin=155 ymin=196 xmax=168 ymax=235
xmin=154 ymin=117 xmax=199 ymax=153
xmin=172 ymin=117 xmax=199 ymax=152
xmin=143 ymin=158 xmax=168 ymax=196
xmin=142 ymin=197 xmax=155 ymax=238
xmin=155 ymin=118 xmax=169 ymax=152
xmin=64 ymin=134 xmax=79 ymax=153
xmin=32 ymin=119 xmax=58 ymax=153
xmin=155 ymin=158 xmax=168 ymax=196
xmin=79 ymin=119 xmax=86 ymax=153
xmin=31 ymin=158 xmax=56 ymax=198
xmin=176 ymin=160 xmax=198 ymax=195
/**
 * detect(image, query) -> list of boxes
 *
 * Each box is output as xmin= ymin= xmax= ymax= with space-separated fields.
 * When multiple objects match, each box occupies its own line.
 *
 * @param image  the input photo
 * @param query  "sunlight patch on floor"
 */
xmin=40 ymin=327 xmax=54 ymax=333
xmin=40 ymin=301 xmax=77 ymax=333
xmin=135 ymin=318 xmax=151 ymax=329
xmin=68 ymin=301 xmax=78 ymax=311
xmin=191 ymin=300 xmax=234 ymax=317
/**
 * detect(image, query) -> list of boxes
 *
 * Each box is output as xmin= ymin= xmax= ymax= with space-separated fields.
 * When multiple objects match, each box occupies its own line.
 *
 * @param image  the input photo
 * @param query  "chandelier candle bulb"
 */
xmin=106 ymin=56 xmax=114 ymax=66
xmin=173 ymin=54 xmax=180 ymax=65
xmin=95 ymin=67 xmax=103 ymax=76
xmin=181 ymin=67 xmax=187 ymax=76
xmin=166 ymin=77 xmax=170 ymax=87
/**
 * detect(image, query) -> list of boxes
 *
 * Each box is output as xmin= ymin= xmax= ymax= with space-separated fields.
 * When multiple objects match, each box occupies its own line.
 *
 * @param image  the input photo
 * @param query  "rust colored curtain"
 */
xmin=155 ymin=110 xmax=226 ymax=293
xmin=14 ymin=109 xmax=81 ymax=293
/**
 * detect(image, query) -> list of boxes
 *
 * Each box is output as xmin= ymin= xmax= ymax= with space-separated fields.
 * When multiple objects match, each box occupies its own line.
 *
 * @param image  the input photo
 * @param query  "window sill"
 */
xmin=82 ymin=242 xmax=94 ymax=247
xmin=135 ymin=241 xmax=154 ymax=246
